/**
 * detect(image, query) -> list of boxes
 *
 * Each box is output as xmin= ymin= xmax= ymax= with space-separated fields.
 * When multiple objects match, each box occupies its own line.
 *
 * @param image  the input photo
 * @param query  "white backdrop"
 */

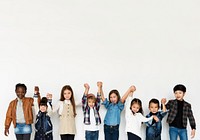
xmin=0 ymin=0 xmax=199 ymax=140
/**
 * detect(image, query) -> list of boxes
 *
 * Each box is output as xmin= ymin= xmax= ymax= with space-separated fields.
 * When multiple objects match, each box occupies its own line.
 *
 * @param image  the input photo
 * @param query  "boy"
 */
xmin=4 ymin=83 xmax=40 ymax=140
xmin=34 ymin=97 xmax=53 ymax=140
xmin=162 ymin=84 xmax=196 ymax=140
xmin=82 ymin=82 xmax=102 ymax=140
xmin=145 ymin=98 xmax=167 ymax=140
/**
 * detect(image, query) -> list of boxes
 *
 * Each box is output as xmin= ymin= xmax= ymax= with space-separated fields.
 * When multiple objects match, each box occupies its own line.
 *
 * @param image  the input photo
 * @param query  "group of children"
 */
xmin=4 ymin=82 xmax=196 ymax=140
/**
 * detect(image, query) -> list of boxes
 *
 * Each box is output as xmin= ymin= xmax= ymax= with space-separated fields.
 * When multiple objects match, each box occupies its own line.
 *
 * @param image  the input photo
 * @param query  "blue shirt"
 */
xmin=102 ymin=98 xmax=124 ymax=125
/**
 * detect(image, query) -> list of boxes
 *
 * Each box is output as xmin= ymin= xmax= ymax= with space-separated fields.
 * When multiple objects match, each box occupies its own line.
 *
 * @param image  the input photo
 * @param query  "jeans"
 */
xmin=85 ymin=130 xmax=99 ymax=140
xmin=104 ymin=124 xmax=119 ymax=140
xmin=169 ymin=127 xmax=188 ymax=140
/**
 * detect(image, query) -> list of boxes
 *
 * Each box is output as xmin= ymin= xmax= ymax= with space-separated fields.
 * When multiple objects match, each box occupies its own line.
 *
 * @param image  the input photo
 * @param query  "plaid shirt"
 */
xmin=166 ymin=99 xmax=196 ymax=129
xmin=82 ymin=93 xmax=101 ymax=125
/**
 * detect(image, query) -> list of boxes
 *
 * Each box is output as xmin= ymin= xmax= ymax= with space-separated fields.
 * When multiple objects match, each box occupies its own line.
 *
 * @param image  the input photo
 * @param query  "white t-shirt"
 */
xmin=125 ymin=96 xmax=153 ymax=138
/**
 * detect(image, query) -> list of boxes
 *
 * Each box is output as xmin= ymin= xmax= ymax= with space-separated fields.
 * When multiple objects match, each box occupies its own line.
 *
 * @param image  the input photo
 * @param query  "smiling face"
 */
xmin=149 ymin=102 xmax=159 ymax=114
xmin=88 ymin=98 xmax=95 ymax=108
xmin=109 ymin=93 xmax=118 ymax=104
xmin=131 ymin=103 xmax=140 ymax=114
xmin=40 ymin=105 xmax=47 ymax=112
xmin=16 ymin=87 xmax=26 ymax=99
xmin=63 ymin=89 xmax=72 ymax=100
xmin=174 ymin=90 xmax=185 ymax=101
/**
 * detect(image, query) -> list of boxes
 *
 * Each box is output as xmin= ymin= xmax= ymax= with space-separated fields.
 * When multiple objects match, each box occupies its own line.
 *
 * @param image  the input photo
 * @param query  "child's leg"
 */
xmin=112 ymin=125 xmax=119 ymax=140
xmin=127 ymin=132 xmax=141 ymax=140
xmin=104 ymin=125 xmax=112 ymax=140
xmin=93 ymin=130 xmax=99 ymax=140
xmin=60 ymin=134 xmax=75 ymax=140
xmin=15 ymin=134 xmax=31 ymax=140
xmin=179 ymin=129 xmax=188 ymax=140
xmin=169 ymin=127 xmax=178 ymax=140
xmin=85 ymin=131 xmax=99 ymax=140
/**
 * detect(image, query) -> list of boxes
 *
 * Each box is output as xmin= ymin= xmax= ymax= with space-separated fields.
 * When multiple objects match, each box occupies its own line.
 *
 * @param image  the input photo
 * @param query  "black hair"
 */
xmin=15 ymin=83 xmax=27 ymax=92
xmin=130 ymin=98 xmax=143 ymax=115
xmin=149 ymin=98 xmax=160 ymax=108
xmin=108 ymin=89 xmax=121 ymax=103
xmin=173 ymin=84 xmax=186 ymax=93
xmin=39 ymin=97 xmax=48 ymax=106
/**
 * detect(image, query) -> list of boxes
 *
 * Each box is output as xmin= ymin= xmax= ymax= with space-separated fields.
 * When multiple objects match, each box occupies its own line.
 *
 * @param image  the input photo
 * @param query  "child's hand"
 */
xmin=97 ymin=81 xmax=103 ymax=88
xmin=161 ymin=98 xmax=166 ymax=104
xmin=84 ymin=83 xmax=90 ymax=90
xmin=153 ymin=115 xmax=159 ymax=122
xmin=34 ymin=86 xmax=40 ymax=95
xmin=191 ymin=129 xmax=195 ymax=138
xmin=4 ymin=128 xmax=9 ymax=136
xmin=129 ymin=85 xmax=136 ymax=93
xmin=46 ymin=93 xmax=52 ymax=99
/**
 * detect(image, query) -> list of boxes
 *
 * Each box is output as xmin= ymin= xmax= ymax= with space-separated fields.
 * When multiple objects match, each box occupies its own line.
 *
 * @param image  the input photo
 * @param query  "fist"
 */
xmin=84 ymin=83 xmax=90 ymax=89
xmin=34 ymin=86 xmax=40 ymax=94
xmin=46 ymin=93 xmax=52 ymax=99
xmin=97 ymin=81 xmax=103 ymax=87
xmin=161 ymin=98 xmax=167 ymax=104
xmin=129 ymin=85 xmax=136 ymax=92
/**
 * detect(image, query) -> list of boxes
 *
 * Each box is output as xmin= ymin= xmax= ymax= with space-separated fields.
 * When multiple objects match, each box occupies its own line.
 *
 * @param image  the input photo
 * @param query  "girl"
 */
xmin=34 ymin=97 xmax=53 ymax=140
xmin=4 ymin=84 xmax=40 ymax=140
xmin=124 ymin=86 xmax=154 ymax=140
xmin=101 ymin=85 xmax=130 ymax=140
xmin=53 ymin=85 xmax=76 ymax=140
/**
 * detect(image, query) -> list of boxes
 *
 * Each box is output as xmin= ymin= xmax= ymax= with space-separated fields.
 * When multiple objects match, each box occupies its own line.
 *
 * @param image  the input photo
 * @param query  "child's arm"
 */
xmin=96 ymin=81 xmax=103 ymax=110
xmin=121 ymin=85 xmax=136 ymax=104
xmin=84 ymin=83 xmax=90 ymax=96
xmin=161 ymin=98 xmax=167 ymax=112
xmin=46 ymin=93 xmax=53 ymax=116
xmin=4 ymin=102 xmax=13 ymax=136
xmin=82 ymin=83 xmax=90 ymax=111
xmin=99 ymin=83 xmax=105 ymax=102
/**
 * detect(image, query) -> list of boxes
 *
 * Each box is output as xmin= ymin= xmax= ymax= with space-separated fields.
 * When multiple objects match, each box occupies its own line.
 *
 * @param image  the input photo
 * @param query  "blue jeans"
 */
xmin=85 ymin=130 xmax=99 ymax=140
xmin=169 ymin=127 xmax=188 ymax=140
xmin=104 ymin=124 xmax=119 ymax=140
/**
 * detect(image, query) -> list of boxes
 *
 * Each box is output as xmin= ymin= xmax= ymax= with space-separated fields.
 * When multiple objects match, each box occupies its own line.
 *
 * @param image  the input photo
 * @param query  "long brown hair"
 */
xmin=60 ymin=85 xmax=76 ymax=117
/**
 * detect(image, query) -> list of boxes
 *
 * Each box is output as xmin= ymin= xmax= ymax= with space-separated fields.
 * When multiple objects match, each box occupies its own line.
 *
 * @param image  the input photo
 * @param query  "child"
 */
xmin=162 ymin=84 xmax=196 ymax=140
xmin=53 ymin=85 xmax=76 ymax=140
xmin=101 ymin=85 xmax=130 ymax=140
xmin=4 ymin=83 xmax=40 ymax=140
xmin=145 ymin=98 xmax=167 ymax=140
xmin=82 ymin=82 xmax=102 ymax=140
xmin=34 ymin=97 xmax=53 ymax=140
xmin=124 ymin=85 xmax=154 ymax=140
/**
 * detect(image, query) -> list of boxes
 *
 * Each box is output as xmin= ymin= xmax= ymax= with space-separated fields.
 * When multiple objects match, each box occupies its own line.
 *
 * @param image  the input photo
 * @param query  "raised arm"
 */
xmin=121 ymin=85 xmax=136 ymax=104
xmin=99 ymin=82 xmax=105 ymax=102
xmin=84 ymin=83 xmax=90 ymax=96
xmin=97 ymin=81 xmax=103 ymax=94
xmin=161 ymin=98 xmax=167 ymax=112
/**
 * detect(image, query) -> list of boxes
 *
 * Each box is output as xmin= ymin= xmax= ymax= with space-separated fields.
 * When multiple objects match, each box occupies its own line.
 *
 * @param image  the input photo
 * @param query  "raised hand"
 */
xmin=34 ymin=86 xmax=40 ymax=95
xmin=161 ymin=98 xmax=167 ymax=104
xmin=46 ymin=93 xmax=52 ymax=100
xmin=97 ymin=81 xmax=103 ymax=88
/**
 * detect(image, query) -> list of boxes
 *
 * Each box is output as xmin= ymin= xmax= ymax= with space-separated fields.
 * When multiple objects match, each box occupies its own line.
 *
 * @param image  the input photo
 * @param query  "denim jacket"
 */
xmin=145 ymin=111 xmax=167 ymax=138
xmin=35 ymin=111 xmax=53 ymax=138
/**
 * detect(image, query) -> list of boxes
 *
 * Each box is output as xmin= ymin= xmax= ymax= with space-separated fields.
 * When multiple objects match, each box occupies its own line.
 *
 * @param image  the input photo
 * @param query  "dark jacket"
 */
xmin=34 ymin=111 xmax=53 ymax=140
xmin=166 ymin=99 xmax=196 ymax=129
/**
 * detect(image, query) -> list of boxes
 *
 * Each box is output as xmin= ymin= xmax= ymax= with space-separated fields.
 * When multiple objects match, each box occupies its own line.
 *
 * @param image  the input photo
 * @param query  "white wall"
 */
xmin=0 ymin=0 xmax=200 ymax=140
